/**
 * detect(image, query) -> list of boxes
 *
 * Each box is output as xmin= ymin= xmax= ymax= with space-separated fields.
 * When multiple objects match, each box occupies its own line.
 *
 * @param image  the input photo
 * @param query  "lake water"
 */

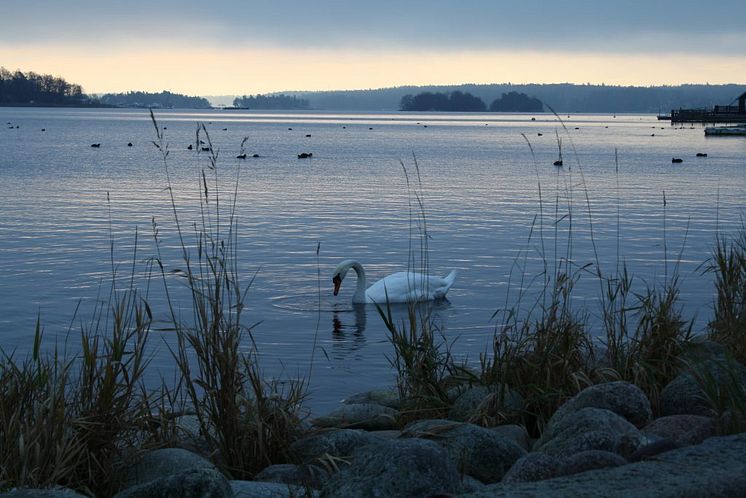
xmin=1 ymin=108 xmax=744 ymax=414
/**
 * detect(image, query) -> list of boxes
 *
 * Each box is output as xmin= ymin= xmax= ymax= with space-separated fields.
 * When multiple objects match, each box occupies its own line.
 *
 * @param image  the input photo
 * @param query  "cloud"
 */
xmin=2 ymin=0 xmax=745 ymax=56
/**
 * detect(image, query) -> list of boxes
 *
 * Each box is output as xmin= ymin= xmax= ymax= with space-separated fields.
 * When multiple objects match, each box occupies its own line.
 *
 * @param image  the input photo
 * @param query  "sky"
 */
xmin=1 ymin=0 xmax=745 ymax=95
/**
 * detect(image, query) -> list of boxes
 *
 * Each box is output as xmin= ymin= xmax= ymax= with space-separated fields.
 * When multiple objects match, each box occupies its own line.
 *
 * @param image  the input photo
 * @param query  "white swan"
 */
xmin=332 ymin=259 xmax=457 ymax=304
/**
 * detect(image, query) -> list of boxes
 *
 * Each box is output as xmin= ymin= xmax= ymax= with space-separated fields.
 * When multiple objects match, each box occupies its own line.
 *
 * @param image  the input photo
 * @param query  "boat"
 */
xmin=704 ymin=125 xmax=746 ymax=136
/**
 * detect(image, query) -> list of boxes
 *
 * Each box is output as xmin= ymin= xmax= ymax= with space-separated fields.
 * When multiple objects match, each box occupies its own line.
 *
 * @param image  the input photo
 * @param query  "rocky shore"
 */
xmin=4 ymin=342 xmax=746 ymax=498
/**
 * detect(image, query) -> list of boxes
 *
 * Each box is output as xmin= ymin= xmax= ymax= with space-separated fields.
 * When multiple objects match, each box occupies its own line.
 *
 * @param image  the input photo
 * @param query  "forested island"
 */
xmin=399 ymin=90 xmax=543 ymax=112
xmin=232 ymin=94 xmax=309 ymax=109
xmin=0 ymin=67 xmax=94 ymax=106
xmin=98 ymin=91 xmax=211 ymax=109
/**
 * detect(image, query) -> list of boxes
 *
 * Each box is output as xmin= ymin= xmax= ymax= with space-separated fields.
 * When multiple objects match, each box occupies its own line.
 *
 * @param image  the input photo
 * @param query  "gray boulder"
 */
xmin=535 ymin=407 xmax=642 ymax=457
xmin=400 ymin=419 xmax=463 ymax=438
xmin=403 ymin=421 xmax=525 ymax=483
xmin=321 ymin=438 xmax=461 ymax=498
xmin=254 ymin=463 xmax=329 ymax=489
xmin=311 ymin=403 xmax=399 ymax=430
xmin=113 ymin=469 xmax=231 ymax=498
xmin=290 ymin=429 xmax=384 ymax=463
xmin=447 ymin=385 xmax=523 ymax=423
xmin=343 ymin=390 xmax=401 ymax=409
xmin=490 ymin=424 xmax=531 ymax=451
xmin=643 ymin=414 xmax=716 ymax=446
xmin=550 ymin=381 xmax=652 ymax=428
xmin=660 ymin=359 xmax=746 ymax=417
xmin=460 ymin=433 xmax=746 ymax=497
xmin=119 ymin=448 xmax=217 ymax=489
xmin=231 ymin=481 xmax=316 ymax=498
xmin=557 ymin=450 xmax=627 ymax=476
xmin=501 ymin=452 xmax=562 ymax=483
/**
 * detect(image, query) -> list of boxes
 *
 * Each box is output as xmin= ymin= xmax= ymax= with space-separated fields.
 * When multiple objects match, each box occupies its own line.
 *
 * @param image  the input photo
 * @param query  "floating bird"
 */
xmin=41 ymin=128 xmax=46 ymax=132
xmin=305 ymin=134 xmax=312 ymax=137
xmin=537 ymin=133 xmax=543 ymax=136
xmin=298 ymin=152 xmax=313 ymax=159
xmin=127 ymin=142 xmax=133 ymax=147
xmin=696 ymin=153 xmax=708 ymax=157
xmin=222 ymin=128 xmax=228 ymax=131
xmin=201 ymin=147 xmax=211 ymax=152
xmin=332 ymin=259 xmax=457 ymax=304
xmin=672 ymin=158 xmax=683 ymax=163
xmin=252 ymin=153 xmax=260 ymax=158
xmin=187 ymin=144 xmax=193 ymax=150
xmin=90 ymin=143 xmax=101 ymax=148
xmin=236 ymin=153 xmax=247 ymax=159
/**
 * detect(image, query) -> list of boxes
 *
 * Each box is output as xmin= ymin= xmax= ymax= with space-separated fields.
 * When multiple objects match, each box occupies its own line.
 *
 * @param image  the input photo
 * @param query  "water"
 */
xmin=1 ymin=108 xmax=744 ymax=414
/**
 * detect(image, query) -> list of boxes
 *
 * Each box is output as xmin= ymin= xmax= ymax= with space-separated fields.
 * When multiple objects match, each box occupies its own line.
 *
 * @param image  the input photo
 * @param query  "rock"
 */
xmin=231 ymin=480 xmax=317 ymax=498
xmin=550 ymin=381 xmax=652 ymax=428
xmin=0 ymin=490 xmax=88 ymax=498
xmin=557 ymin=450 xmax=627 ymax=476
xmin=535 ymin=407 xmax=642 ymax=457
xmin=459 ymin=433 xmax=746 ymax=498
xmin=367 ymin=430 xmax=402 ymax=439
xmin=254 ymin=463 xmax=329 ymax=489
xmin=460 ymin=475 xmax=486 ymax=492
xmin=643 ymin=415 xmax=716 ymax=446
xmin=119 ymin=448 xmax=217 ymax=489
xmin=502 ymin=452 xmax=562 ymax=483
xmin=311 ymin=403 xmax=399 ymax=430
xmin=401 ymin=419 xmax=464 ymax=438
xmin=320 ymin=438 xmax=461 ymax=498
xmin=404 ymin=422 xmax=525 ymax=483
xmin=490 ymin=424 xmax=531 ymax=451
xmin=343 ymin=390 xmax=401 ymax=409
xmin=447 ymin=385 xmax=523 ymax=423
xmin=628 ymin=438 xmax=682 ymax=462
xmin=113 ymin=468 xmax=231 ymax=498
xmin=659 ymin=360 xmax=746 ymax=417
xmin=290 ymin=429 xmax=385 ymax=463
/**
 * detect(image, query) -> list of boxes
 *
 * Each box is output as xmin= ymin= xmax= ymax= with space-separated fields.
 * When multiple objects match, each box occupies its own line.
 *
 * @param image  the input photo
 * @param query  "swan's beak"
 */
xmin=333 ymin=275 xmax=342 ymax=296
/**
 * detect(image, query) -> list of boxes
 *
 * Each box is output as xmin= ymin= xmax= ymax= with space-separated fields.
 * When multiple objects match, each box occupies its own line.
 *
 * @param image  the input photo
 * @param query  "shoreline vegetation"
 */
xmin=3 ymin=66 xmax=745 ymax=112
xmin=2 ymin=113 xmax=746 ymax=497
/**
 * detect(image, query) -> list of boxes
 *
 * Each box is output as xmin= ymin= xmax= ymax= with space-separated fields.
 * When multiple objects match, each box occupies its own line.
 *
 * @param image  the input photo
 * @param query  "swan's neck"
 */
xmin=349 ymin=262 xmax=368 ymax=303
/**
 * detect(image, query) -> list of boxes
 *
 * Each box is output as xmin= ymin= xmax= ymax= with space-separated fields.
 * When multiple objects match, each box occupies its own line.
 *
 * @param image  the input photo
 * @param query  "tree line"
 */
xmin=399 ymin=91 xmax=543 ymax=112
xmin=0 ymin=67 xmax=88 ymax=106
xmin=232 ymin=94 xmax=309 ymax=110
xmin=98 ymin=91 xmax=211 ymax=109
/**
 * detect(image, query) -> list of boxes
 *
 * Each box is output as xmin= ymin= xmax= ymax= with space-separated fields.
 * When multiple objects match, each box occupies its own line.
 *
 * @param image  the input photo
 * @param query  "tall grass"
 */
xmin=149 ymin=112 xmax=306 ymax=479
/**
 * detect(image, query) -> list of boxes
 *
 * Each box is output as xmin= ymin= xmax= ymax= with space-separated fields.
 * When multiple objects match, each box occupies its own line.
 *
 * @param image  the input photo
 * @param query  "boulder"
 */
xmin=343 ymin=390 xmax=401 ymax=409
xmin=119 ymin=448 xmax=217 ymax=489
xmin=400 ymin=419 xmax=463 ymax=438
xmin=290 ymin=429 xmax=385 ymax=463
xmin=460 ymin=433 xmax=746 ymax=497
xmin=402 ymin=421 xmax=525 ymax=483
xmin=642 ymin=415 xmax=716 ymax=446
xmin=659 ymin=359 xmax=746 ymax=417
xmin=501 ymin=452 xmax=562 ymax=483
xmin=311 ymin=403 xmax=399 ymax=430
xmin=254 ymin=463 xmax=329 ymax=489
xmin=535 ymin=407 xmax=642 ymax=457
xmin=447 ymin=385 xmax=523 ymax=423
xmin=320 ymin=438 xmax=461 ymax=498
xmin=231 ymin=480 xmax=317 ymax=498
xmin=113 ymin=468 xmax=231 ymax=498
xmin=550 ymin=381 xmax=652 ymax=428
xmin=490 ymin=424 xmax=531 ymax=451
xmin=557 ymin=450 xmax=627 ymax=476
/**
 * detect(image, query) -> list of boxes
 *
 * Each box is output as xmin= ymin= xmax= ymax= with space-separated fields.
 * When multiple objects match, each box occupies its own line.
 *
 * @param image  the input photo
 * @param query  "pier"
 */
xmin=670 ymin=90 xmax=746 ymax=123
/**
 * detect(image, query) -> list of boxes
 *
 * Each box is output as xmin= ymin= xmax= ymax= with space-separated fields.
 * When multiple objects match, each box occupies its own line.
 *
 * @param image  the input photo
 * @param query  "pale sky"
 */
xmin=2 ymin=0 xmax=745 ymax=95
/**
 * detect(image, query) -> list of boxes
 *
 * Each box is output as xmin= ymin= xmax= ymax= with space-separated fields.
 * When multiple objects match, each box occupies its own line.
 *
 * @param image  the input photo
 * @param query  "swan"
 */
xmin=332 ymin=259 xmax=457 ymax=304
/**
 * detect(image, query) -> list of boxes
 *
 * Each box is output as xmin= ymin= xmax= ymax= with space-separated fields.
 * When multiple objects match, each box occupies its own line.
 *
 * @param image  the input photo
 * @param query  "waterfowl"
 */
xmin=672 ymin=158 xmax=683 ymax=163
xmin=90 ymin=143 xmax=101 ymax=148
xmin=298 ymin=152 xmax=313 ymax=159
xmin=332 ymin=259 xmax=457 ymax=304
xmin=236 ymin=153 xmax=247 ymax=159
xmin=696 ymin=153 xmax=707 ymax=157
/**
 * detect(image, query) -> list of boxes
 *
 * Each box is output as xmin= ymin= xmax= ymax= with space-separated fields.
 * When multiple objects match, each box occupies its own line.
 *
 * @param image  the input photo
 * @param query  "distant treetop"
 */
xmin=0 ymin=67 xmax=91 ymax=106
xmin=400 ymin=91 xmax=486 ymax=112
xmin=489 ymin=92 xmax=543 ymax=112
xmin=232 ymin=94 xmax=309 ymax=110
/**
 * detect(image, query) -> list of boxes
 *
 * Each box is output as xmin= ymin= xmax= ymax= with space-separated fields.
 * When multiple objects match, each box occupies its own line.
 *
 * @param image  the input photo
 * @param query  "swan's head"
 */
xmin=331 ymin=260 xmax=354 ymax=296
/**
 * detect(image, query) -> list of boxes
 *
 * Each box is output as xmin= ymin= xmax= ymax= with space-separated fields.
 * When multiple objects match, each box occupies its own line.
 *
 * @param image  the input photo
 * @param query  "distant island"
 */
xmin=399 ymin=90 xmax=544 ymax=112
xmin=0 ymin=67 xmax=97 ymax=107
xmin=232 ymin=94 xmax=309 ymax=110
xmin=399 ymin=91 xmax=486 ymax=111
xmin=98 ymin=91 xmax=211 ymax=109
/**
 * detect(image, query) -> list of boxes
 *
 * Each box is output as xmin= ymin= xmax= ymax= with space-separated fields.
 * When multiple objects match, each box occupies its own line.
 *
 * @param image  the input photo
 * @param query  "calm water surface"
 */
xmin=1 ymin=108 xmax=744 ymax=413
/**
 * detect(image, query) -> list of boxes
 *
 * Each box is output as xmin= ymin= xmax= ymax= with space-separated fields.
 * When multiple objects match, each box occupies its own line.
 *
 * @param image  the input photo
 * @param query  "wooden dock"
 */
xmin=670 ymin=91 xmax=746 ymax=123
